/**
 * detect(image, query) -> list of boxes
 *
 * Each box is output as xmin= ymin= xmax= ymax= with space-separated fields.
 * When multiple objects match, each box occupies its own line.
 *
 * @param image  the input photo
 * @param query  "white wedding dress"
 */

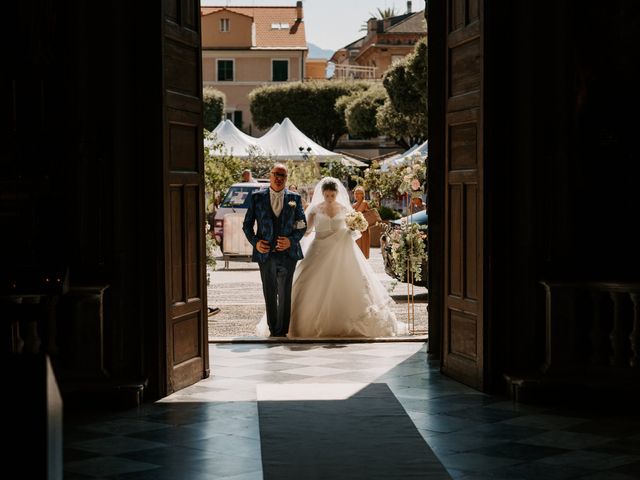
xmin=256 ymin=182 xmax=404 ymax=338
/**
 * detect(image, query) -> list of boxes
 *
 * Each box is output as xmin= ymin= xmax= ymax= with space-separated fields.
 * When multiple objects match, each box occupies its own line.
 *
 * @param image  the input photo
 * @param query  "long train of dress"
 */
xmin=256 ymin=210 xmax=405 ymax=338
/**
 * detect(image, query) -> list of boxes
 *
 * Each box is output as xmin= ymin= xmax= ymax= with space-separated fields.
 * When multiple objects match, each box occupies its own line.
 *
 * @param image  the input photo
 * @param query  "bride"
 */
xmin=257 ymin=177 xmax=403 ymax=338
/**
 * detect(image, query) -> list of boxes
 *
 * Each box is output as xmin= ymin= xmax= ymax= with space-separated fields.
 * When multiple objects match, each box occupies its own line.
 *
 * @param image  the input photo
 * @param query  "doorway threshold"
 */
xmin=209 ymin=334 xmax=428 ymax=344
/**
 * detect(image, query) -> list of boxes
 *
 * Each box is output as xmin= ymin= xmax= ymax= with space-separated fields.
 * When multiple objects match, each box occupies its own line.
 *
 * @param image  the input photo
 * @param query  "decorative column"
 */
xmin=589 ymin=290 xmax=608 ymax=366
xmin=629 ymin=292 xmax=640 ymax=368
xmin=609 ymin=291 xmax=626 ymax=367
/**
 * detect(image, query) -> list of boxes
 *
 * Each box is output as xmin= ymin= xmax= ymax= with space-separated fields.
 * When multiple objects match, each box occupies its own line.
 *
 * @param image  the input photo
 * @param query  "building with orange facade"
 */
xmin=329 ymin=2 xmax=426 ymax=81
xmin=304 ymin=58 xmax=328 ymax=80
xmin=201 ymin=2 xmax=307 ymax=135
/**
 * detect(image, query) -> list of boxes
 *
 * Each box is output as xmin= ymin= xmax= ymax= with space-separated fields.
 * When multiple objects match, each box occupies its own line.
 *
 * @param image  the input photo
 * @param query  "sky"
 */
xmin=200 ymin=0 xmax=426 ymax=52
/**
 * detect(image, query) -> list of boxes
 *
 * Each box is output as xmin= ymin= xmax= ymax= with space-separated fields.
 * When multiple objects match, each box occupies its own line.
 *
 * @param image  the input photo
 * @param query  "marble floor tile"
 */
xmin=63 ymin=342 xmax=639 ymax=480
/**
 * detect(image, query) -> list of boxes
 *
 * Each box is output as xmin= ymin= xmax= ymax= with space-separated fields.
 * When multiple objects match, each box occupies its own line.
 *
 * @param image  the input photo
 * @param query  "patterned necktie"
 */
xmin=271 ymin=190 xmax=283 ymax=216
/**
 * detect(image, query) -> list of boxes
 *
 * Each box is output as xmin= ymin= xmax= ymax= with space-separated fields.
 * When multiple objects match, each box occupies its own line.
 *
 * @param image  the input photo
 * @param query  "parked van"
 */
xmin=213 ymin=180 xmax=269 ymax=245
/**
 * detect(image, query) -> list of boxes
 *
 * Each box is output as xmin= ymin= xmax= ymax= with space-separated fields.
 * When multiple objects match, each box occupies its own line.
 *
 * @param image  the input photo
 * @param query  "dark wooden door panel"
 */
xmin=169 ymin=311 xmax=204 ymax=391
xmin=162 ymin=0 xmax=208 ymax=396
xmin=442 ymin=0 xmax=485 ymax=389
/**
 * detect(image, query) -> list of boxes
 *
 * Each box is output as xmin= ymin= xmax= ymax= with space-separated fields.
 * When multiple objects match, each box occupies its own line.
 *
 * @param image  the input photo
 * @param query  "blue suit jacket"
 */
xmin=242 ymin=188 xmax=307 ymax=263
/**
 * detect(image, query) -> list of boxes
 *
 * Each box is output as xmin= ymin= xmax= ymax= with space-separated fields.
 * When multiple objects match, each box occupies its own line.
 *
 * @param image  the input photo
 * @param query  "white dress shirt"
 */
xmin=270 ymin=188 xmax=284 ymax=217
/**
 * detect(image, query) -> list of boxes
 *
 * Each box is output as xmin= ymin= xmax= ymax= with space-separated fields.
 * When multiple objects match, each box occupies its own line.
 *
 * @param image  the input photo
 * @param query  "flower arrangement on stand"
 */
xmin=389 ymin=221 xmax=427 ymax=283
xmin=395 ymin=154 xmax=428 ymax=333
xmin=397 ymin=155 xmax=427 ymax=196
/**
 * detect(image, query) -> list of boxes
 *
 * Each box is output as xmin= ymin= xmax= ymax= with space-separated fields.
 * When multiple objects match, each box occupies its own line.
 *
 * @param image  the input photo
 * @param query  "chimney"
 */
xmin=296 ymin=1 xmax=303 ymax=21
xmin=407 ymin=1 xmax=412 ymax=14
xmin=367 ymin=17 xmax=377 ymax=34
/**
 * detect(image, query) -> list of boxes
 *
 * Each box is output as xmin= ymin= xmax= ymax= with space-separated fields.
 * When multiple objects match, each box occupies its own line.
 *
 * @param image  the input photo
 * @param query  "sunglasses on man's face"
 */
xmin=271 ymin=172 xmax=287 ymax=179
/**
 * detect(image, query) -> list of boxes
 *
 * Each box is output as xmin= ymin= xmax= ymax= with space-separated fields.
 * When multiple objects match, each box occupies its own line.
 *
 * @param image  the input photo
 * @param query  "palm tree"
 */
xmin=373 ymin=7 xmax=398 ymax=19
xmin=360 ymin=7 xmax=399 ymax=31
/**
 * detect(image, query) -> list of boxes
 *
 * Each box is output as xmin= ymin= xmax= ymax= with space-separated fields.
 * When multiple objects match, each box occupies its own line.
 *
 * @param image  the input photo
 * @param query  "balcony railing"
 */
xmin=541 ymin=280 xmax=640 ymax=374
xmin=331 ymin=64 xmax=379 ymax=81
xmin=507 ymin=280 xmax=640 ymax=402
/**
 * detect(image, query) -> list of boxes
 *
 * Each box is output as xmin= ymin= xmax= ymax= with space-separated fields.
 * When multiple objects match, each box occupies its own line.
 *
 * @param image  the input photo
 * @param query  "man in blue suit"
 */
xmin=243 ymin=163 xmax=307 ymax=337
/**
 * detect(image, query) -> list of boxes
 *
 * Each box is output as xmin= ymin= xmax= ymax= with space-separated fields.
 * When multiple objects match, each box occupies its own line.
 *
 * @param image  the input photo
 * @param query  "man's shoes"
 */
xmin=208 ymin=307 xmax=221 ymax=317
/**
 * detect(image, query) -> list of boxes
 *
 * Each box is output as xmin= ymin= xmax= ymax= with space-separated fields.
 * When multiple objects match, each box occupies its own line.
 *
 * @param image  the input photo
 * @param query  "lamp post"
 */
xmin=298 ymin=146 xmax=312 ymax=161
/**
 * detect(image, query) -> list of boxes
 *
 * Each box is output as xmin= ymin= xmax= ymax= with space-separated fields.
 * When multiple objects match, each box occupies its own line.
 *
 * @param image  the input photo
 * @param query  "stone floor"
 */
xmin=64 ymin=342 xmax=640 ymax=479
xmin=207 ymin=247 xmax=428 ymax=340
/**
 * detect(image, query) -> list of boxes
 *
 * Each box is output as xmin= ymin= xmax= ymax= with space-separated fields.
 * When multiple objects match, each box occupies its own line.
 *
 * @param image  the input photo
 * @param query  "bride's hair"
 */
xmin=321 ymin=180 xmax=338 ymax=192
xmin=306 ymin=176 xmax=361 ymax=241
xmin=308 ymin=177 xmax=352 ymax=212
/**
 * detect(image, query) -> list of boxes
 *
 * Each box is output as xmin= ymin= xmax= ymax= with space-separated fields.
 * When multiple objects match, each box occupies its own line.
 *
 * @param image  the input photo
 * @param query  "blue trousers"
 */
xmin=259 ymin=255 xmax=298 ymax=336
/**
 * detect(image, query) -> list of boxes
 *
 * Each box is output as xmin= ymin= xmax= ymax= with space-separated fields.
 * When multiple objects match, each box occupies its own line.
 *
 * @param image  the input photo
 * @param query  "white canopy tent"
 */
xmin=256 ymin=117 xmax=366 ymax=166
xmin=380 ymin=139 xmax=428 ymax=171
xmin=206 ymin=117 xmax=366 ymax=167
xmin=258 ymin=122 xmax=280 ymax=140
xmin=206 ymin=119 xmax=261 ymax=157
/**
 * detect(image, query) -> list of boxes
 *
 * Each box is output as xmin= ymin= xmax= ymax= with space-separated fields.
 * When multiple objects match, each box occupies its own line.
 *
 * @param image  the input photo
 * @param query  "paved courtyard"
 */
xmin=207 ymin=247 xmax=428 ymax=341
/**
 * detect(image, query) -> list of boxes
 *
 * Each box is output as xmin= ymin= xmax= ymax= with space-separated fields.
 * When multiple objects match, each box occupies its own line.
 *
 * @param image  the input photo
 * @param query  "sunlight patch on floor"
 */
xmin=256 ymin=383 xmax=369 ymax=401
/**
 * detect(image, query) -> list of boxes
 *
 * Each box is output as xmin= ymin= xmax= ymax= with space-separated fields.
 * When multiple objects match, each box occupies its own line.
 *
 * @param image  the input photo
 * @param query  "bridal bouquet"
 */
xmin=345 ymin=211 xmax=368 ymax=232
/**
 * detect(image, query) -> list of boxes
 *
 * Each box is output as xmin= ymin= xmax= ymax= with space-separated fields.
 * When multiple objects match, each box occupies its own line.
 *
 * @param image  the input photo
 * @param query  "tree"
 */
xmin=377 ymin=37 xmax=428 ymax=145
xmin=382 ymin=37 xmax=427 ymax=117
xmin=376 ymin=99 xmax=427 ymax=149
xmin=360 ymin=7 xmax=399 ymax=31
xmin=249 ymin=81 xmax=369 ymax=149
xmin=203 ymin=87 xmax=225 ymax=131
xmin=339 ymin=85 xmax=387 ymax=139
xmin=285 ymin=159 xmax=321 ymax=189
xmin=203 ymin=131 xmax=243 ymax=212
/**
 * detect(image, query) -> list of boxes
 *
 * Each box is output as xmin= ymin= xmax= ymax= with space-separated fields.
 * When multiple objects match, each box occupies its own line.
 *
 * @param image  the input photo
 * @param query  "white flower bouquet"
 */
xmin=345 ymin=211 xmax=368 ymax=232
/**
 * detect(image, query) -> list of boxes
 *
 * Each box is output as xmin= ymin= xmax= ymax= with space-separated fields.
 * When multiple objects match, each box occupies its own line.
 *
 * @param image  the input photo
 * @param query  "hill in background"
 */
xmin=308 ymin=42 xmax=334 ymax=59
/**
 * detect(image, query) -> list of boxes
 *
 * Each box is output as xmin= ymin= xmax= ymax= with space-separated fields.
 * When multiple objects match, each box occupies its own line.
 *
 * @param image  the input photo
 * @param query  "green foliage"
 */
xmin=342 ymin=85 xmax=387 ymax=139
xmin=244 ymin=145 xmax=274 ymax=179
xmin=203 ymin=131 xmax=244 ymax=211
xmin=376 ymin=99 xmax=427 ymax=149
xmin=382 ymin=37 xmax=427 ymax=116
xmin=378 ymin=205 xmax=401 ymax=220
xmin=396 ymin=154 xmax=428 ymax=196
xmin=352 ymin=154 xmax=427 ymax=209
xmin=285 ymin=160 xmax=322 ymax=189
xmin=205 ymin=222 xmax=217 ymax=272
xmin=319 ymin=160 xmax=359 ymax=181
xmin=249 ymin=81 xmax=369 ymax=149
xmin=387 ymin=222 xmax=428 ymax=282
xmin=355 ymin=160 xmax=403 ymax=202
xmin=407 ymin=38 xmax=428 ymax=107
xmin=334 ymin=94 xmax=353 ymax=121
xmin=360 ymin=7 xmax=399 ymax=31
xmin=375 ymin=37 xmax=427 ymax=146
xmin=374 ymin=7 xmax=398 ymax=18
xmin=203 ymin=87 xmax=225 ymax=131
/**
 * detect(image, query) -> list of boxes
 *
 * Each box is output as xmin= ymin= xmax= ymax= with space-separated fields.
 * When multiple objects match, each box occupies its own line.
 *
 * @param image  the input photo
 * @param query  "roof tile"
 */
xmin=202 ymin=6 xmax=306 ymax=49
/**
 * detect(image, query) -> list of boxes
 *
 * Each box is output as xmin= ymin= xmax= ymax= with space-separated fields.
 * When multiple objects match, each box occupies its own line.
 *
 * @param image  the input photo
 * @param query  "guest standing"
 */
xmin=352 ymin=186 xmax=371 ymax=259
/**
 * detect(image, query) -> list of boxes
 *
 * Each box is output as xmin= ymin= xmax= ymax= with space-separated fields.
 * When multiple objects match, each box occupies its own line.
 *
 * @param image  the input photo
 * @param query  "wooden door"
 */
xmin=441 ymin=0 xmax=485 ymax=389
xmin=162 ymin=0 xmax=209 ymax=394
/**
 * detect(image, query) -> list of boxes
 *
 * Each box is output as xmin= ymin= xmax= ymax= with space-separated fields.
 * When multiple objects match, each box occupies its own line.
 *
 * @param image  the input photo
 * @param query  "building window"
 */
xmin=233 ymin=111 xmax=243 ymax=130
xmin=220 ymin=18 xmax=230 ymax=32
xmin=272 ymin=60 xmax=289 ymax=82
xmin=217 ymin=59 xmax=234 ymax=81
xmin=226 ymin=111 xmax=243 ymax=130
